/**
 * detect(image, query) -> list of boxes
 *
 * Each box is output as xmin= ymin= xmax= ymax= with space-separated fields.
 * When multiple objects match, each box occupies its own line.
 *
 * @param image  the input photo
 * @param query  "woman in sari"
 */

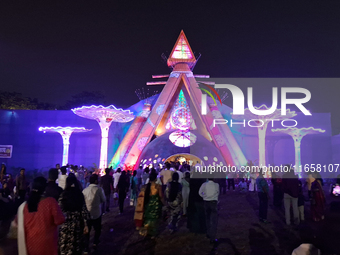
xmin=166 ymin=172 xmax=182 ymax=233
xmin=134 ymin=172 xmax=163 ymax=238
xmin=310 ymin=173 xmax=326 ymax=221
xmin=58 ymin=175 xmax=90 ymax=255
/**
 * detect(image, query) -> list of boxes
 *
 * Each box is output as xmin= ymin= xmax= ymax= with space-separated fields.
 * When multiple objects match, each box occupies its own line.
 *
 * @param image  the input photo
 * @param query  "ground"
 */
xmin=1 ymin=187 xmax=339 ymax=255
xmin=97 ymin=191 xmax=301 ymax=255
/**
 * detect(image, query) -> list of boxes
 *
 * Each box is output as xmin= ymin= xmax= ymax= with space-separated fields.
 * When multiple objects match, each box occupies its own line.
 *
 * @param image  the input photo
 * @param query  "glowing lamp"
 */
xmin=272 ymin=127 xmax=325 ymax=176
xmin=169 ymin=130 xmax=196 ymax=147
xmin=38 ymin=126 xmax=91 ymax=166
xmin=72 ymin=105 xmax=134 ymax=172
xmin=332 ymin=185 xmax=340 ymax=196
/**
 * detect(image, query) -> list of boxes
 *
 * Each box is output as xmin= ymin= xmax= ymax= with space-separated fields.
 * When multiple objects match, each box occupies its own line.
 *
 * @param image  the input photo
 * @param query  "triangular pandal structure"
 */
xmin=167 ymin=30 xmax=196 ymax=69
xmin=109 ymin=31 xmax=247 ymax=169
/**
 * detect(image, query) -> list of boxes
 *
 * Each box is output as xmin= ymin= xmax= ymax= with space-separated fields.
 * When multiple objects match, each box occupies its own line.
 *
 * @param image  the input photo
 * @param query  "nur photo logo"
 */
xmin=199 ymin=83 xmax=311 ymax=116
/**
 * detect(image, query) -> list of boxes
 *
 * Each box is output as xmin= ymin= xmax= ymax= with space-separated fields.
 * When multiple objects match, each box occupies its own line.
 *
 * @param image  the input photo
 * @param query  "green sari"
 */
xmin=144 ymin=193 xmax=162 ymax=236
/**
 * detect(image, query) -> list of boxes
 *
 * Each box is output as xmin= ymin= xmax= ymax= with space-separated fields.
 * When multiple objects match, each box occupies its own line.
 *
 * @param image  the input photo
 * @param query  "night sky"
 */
xmin=1 ymin=1 xmax=340 ymax=132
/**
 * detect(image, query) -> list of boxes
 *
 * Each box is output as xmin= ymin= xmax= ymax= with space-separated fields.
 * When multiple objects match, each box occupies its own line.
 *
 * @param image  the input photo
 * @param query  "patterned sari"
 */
xmin=58 ymin=189 xmax=90 ymax=255
xmin=134 ymin=184 xmax=162 ymax=237
xmin=166 ymin=182 xmax=182 ymax=231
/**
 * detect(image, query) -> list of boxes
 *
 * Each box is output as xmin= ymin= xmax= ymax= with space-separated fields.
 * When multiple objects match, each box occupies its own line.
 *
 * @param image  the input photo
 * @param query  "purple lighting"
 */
xmin=233 ymin=104 xmax=296 ymax=168
xmin=38 ymin=126 xmax=92 ymax=166
xmin=271 ymin=127 xmax=325 ymax=176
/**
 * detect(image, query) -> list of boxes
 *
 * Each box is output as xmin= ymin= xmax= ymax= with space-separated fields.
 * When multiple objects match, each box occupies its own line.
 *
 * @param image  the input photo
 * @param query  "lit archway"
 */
xmin=164 ymin=153 xmax=204 ymax=166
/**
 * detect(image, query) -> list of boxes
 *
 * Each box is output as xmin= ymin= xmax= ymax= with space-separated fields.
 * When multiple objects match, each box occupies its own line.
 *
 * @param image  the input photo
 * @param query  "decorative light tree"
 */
xmin=39 ymin=126 xmax=91 ymax=166
xmin=232 ymin=105 xmax=296 ymax=168
xmin=271 ymin=127 xmax=325 ymax=176
xmin=72 ymin=105 xmax=134 ymax=171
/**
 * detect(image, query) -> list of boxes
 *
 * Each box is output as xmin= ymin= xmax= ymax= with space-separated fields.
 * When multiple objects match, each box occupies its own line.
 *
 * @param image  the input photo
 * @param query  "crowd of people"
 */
xmin=0 ymin=161 xmax=340 ymax=254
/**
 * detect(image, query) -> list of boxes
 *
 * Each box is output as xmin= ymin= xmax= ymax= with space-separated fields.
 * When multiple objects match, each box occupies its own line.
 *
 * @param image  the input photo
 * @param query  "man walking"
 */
xmin=256 ymin=170 xmax=270 ymax=223
xmin=113 ymin=168 xmax=122 ymax=192
xmin=16 ymin=168 xmax=27 ymax=203
xmin=83 ymin=174 xmax=105 ymax=251
xmin=58 ymin=166 xmax=68 ymax=190
xmin=282 ymin=167 xmax=300 ymax=225
xmin=100 ymin=168 xmax=113 ymax=212
xmin=199 ymin=178 xmax=219 ymax=244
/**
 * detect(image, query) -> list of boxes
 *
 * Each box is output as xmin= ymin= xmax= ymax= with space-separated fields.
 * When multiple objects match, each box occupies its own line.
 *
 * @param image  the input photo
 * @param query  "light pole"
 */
xmin=39 ymin=126 xmax=91 ymax=166
xmin=72 ymin=105 xmax=134 ymax=172
xmin=271 ymin=127 xmax=325 ymax=176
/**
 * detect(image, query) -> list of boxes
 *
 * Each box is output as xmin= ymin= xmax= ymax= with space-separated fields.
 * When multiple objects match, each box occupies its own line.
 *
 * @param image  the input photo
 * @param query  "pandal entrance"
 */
xmin=165 ymin=153 xmax=203 ymax=166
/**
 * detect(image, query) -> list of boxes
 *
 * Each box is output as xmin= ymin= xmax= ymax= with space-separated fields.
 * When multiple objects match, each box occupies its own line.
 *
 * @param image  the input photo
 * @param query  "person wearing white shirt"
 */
xmin=174 ymin=166 xmax=183 ymax=184
xmin=199 ymin=179 xmax=219 ymax=244
xmin=58 ymin=166 xmax=67 ymax=190
xmin=160 ymin=164 xmax=173 ymax=192
xmin=83 ymin=174 xmax=105 ymax=250
xmin=113 ymin=168 xmax=122 ymax=190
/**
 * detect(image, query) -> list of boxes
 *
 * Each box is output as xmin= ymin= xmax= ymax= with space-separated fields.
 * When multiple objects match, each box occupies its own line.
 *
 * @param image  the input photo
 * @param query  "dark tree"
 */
xmin=0 ymin=91 xmax=56 ymax=110
xmin=0 ymin=91 xmax=38 ymax=110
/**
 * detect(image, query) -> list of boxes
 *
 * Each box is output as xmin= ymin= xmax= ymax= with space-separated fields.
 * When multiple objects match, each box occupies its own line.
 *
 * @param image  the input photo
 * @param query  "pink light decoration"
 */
xmin=169 ymin=130 xmax=197 ymax=147
xmin=152 ymin=75 xmax=170 ymax=78
xmin=38 ymin=126 xmax=91 ymax=166
xmin=72 ymin=105 xmax=134 ymax=172
xmin=233 ymin=104 xmax=297 ymax=168
xmin=171 ymin=34 xmax=193 ymax=60
xmin=271 ymin=127 xmax=325 ymax=176
xmin=146 ymin=81 xmax=167 ymax=85
xmin=193 ymin=75 xmax=210 ymax=78
xmin=333 ymin=185 xmax=340 ymax=196
xmin=167 ymin=31 xmax=196 ymax=68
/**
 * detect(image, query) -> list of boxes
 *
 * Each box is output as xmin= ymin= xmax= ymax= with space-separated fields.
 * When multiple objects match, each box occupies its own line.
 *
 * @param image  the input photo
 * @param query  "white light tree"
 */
xmin=271 ymin=127 xmax=325 ymax=176
xmin=72 ymin=105 xmax=134 ymax=172
xmin=39 ymin=126 xmax=91 ymax=166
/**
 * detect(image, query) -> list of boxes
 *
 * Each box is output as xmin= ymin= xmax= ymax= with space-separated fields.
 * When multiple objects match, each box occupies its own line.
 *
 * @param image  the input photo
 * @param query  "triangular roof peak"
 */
xmin=167 ymin=30 xmax=196 ymax=68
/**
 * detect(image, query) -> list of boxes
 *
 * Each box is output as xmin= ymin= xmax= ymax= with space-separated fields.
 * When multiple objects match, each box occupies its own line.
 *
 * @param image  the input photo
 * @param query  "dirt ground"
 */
xmin=1 ymin=187 xmax=339 ymax=255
